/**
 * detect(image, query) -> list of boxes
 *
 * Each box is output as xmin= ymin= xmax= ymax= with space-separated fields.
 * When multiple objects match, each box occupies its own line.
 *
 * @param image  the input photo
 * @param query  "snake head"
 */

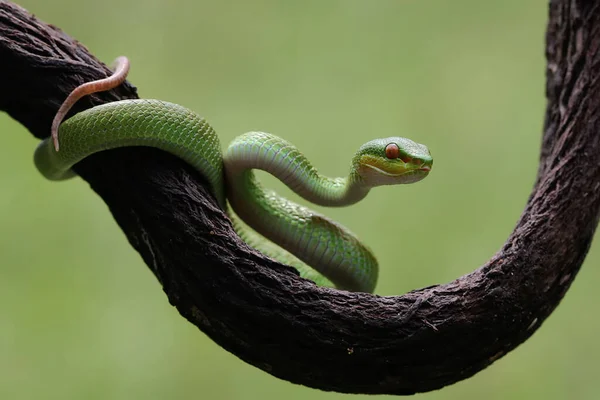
xmin=354 ymin=137 xmax=433 ymax=187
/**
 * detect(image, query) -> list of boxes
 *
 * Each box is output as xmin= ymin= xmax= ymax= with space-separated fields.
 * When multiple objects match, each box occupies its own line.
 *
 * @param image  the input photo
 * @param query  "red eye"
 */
xmin=385 ymin=143 xmax=400 ymax=159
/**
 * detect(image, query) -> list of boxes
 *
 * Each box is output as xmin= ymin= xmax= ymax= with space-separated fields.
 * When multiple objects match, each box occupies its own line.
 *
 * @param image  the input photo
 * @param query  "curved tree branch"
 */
xmin=1 ymin=0 xmax=599 ymax=395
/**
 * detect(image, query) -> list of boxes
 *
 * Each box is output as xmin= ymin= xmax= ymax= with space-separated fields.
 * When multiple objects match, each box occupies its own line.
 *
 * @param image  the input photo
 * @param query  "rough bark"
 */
xmin=1 ymin=0 xmax=599 ymax=395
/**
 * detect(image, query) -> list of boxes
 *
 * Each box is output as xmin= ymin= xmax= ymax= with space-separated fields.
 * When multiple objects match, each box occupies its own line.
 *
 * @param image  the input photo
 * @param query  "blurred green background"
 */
xmin=1 ymin=0 xmax=598 ymax=399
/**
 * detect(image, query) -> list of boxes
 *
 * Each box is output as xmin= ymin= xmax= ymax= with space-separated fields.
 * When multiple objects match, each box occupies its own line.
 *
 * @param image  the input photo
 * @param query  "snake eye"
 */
xmin=385 ymin=143 xmax=400 ymax=159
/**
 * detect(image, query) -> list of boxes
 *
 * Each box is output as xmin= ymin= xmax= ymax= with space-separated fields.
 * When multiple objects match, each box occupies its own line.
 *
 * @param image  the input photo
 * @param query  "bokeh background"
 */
xmin=1 ymin=0 xmax=598 ymax=399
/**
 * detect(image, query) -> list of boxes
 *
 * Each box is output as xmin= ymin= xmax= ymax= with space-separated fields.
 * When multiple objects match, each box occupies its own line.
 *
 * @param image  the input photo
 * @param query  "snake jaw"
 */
xmin=359 ymin=160 xmax=430 ymax=186
xmin=361 ymin=162 xmax=406 ymax=177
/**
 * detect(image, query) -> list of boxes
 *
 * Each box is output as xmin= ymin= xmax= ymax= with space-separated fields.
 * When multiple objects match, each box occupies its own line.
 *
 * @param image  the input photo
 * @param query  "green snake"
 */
xmin=34 ymin=56 xmax=433 ymax=293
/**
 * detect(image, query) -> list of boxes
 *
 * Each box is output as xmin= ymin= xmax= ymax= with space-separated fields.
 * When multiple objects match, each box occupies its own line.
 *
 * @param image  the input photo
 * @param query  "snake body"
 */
xmin=34 ymin=58 xmax=433 ymax=293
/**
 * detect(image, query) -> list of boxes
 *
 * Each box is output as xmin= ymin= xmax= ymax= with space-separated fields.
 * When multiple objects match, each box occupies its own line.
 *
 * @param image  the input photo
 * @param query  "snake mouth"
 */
xmin=363 ymin=162 xmax=430 ymax=177
xmin=362 ymin=163 xmax=406 ymax=177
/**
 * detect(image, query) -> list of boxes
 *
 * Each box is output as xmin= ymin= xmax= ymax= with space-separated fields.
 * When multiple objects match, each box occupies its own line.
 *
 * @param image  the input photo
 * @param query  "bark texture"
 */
xmin=1 ymin=0 xmax=599 ymax=395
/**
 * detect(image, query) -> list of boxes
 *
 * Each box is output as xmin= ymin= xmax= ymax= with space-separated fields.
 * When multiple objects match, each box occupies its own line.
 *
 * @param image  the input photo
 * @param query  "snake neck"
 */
xmin=223 ymin=132 xmax=370 ymax=207
xmin=294 ymin=173 xmax=368 ymax=207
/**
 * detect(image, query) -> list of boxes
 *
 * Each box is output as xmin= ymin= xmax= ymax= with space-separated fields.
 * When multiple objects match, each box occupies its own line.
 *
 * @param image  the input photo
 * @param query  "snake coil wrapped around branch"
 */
xmin=1 ymin=0 xmax=599 ymax=395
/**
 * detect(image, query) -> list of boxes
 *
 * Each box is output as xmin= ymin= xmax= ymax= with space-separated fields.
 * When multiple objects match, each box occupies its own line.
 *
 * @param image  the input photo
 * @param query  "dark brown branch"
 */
xmin=1 ymin=0 xmax=599 ymax=395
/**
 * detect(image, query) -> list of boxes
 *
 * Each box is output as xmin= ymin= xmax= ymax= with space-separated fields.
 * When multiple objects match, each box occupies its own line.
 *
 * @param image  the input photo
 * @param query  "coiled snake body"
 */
xmin=34 ymin=57 xmax=433 ymax=293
